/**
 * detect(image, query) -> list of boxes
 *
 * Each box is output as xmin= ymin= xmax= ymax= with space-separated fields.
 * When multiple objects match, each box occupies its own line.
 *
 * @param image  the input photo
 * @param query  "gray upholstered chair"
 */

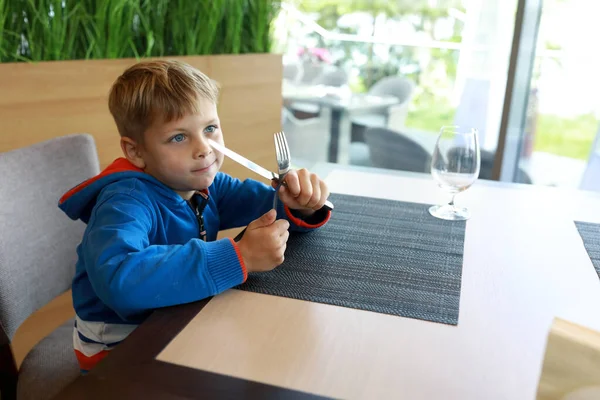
xmin=0 ymin=134 xmax=100 ymax=400
xmin=354 ymin=127 xmax=431 ymax=173
xmin=311 ymin=67 xmax=349 ymax=87
xmin=477 ymin=149 xmax=532 ymax=184
xmin=368 ymin=75 xmax=415 ymax=99
xmin=281 ymin=107 xmax=331 ymax=165
xmin=283 ymin=62 xmax=301 ymax=82
xmin=351 ymin=76 xmax=415 ymax=144
xmin=297 ymin=60 xmax=325 ymax=84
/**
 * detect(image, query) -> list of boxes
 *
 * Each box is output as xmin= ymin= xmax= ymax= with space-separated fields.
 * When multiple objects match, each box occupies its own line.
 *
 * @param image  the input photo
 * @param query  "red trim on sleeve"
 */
xmin=59 ymin=158 xmax=143 ymax=204
xmin=74 ymin=349 xmax=110 ymax=371
xmin=228 ymin=238 xmax=248 ymax=281
xmin=284 ymin=205 xmax=331 ymax=229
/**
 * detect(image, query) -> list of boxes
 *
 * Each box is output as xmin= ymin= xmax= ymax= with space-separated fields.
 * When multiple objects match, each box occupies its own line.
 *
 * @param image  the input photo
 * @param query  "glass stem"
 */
xmin=448 ymin=193 xmax=457 ymax=209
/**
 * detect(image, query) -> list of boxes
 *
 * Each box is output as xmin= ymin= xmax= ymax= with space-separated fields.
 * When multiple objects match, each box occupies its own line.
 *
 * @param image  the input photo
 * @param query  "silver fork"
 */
xmin=273 ymin=131 xmax=334 ymax=211
xmin=273 ymin=131 xmax=291 ymax=210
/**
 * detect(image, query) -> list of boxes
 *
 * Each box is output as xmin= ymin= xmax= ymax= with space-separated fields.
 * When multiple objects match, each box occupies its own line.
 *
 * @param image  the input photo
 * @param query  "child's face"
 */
xmin=136 ymin=98 xmax=224 ymax=200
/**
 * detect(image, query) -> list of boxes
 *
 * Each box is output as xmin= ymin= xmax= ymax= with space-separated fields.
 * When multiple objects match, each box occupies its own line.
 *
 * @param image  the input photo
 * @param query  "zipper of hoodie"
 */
xmin=190 ymin=192 xmax=209 ymax=241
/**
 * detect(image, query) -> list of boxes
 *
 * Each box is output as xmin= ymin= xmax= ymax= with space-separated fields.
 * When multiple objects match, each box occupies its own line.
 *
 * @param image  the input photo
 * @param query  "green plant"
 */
xmin=242 ymin=0 xmax=281 ymax=54
xmin=168 ymin=0 xmax=223 ymax=56
xmin=0 ymin=0 xmax=10 ymax=60
xmin=216 ymin=0 xmax=246 ymax=54
xmin=21 ymin=0 xmax=80 ymax=60
xmin=81 ymin=0 xmax=142 ymax=59
xmin=0 ymin=0 xmax=28 ymax=61
xmin=0 ymin=0 xmax=280 ymax=62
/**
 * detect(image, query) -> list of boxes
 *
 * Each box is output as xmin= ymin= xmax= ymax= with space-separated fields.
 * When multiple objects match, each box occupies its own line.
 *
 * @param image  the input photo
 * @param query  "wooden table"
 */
xmin=54 ymin=165 xmax=600 ymax=400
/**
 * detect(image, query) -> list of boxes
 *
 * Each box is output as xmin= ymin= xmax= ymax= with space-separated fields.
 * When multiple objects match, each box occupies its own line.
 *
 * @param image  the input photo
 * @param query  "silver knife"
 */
xmin=208 ymin=139 xmax=278 ymax=181
xmin=208 ymin=139 xmax=333 ymax=211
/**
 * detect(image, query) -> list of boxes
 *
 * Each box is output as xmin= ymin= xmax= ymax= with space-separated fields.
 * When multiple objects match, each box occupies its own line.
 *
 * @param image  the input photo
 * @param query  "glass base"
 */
xmin=428 ymin=204 xmax=471 ymax=221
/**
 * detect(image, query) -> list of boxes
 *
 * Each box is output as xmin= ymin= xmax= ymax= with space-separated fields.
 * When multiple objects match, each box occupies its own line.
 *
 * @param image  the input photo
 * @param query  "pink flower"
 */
xmin=297 ymin=47 xmax=332 ymax=64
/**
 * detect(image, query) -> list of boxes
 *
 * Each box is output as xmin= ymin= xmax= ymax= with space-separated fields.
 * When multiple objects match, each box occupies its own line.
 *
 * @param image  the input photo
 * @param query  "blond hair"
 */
xmin=108 ymin=59 xmax=220 ymax=142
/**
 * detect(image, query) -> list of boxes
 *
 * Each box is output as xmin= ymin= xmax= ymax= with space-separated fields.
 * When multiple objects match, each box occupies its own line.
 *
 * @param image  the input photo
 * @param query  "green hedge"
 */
xmin=0 ymin=0 xmax=280 ymax=62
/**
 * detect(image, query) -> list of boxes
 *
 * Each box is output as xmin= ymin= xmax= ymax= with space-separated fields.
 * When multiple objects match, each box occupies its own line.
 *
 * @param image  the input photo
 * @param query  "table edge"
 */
xmin=53 ymin=298 xmax=329 ymax=400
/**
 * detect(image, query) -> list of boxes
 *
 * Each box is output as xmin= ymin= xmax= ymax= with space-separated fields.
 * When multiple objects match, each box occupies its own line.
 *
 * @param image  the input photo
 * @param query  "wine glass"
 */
xmin=429 ymin=126 xmax=480 ymax=221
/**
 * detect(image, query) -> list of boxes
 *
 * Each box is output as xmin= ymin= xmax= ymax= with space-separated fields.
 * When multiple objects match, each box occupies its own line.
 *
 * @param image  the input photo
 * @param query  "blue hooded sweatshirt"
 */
xmin=58 ymin=157 xmax=330 ymax=371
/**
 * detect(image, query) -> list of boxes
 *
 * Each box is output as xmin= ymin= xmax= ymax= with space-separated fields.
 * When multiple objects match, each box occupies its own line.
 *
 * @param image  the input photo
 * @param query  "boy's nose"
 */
xmin=194 ymin=137 xmax=212 ymax=159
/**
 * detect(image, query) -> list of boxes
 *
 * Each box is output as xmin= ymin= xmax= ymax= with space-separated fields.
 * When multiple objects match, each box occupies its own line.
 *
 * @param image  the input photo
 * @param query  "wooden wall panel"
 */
xmin=0 ymin=54 xmax=283 ymax=185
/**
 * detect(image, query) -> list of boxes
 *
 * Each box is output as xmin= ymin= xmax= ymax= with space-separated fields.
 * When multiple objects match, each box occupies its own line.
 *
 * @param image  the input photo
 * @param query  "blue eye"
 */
xmin=204 ymin=125 xmax=217 ymax=134
xmin=170 ymin=134 xmax=185 ymax=143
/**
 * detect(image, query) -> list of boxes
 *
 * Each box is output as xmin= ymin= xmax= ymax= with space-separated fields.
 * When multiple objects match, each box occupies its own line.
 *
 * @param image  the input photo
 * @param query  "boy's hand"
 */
xmin=237 ymin=210 xmax=290 ymax=273
xmin=272 ymin=168 xmax=330 ymax=216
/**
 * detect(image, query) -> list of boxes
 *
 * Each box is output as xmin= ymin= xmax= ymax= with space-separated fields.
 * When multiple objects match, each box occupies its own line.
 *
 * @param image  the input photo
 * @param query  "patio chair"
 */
xmin=350 ymin=127 xmax=431 ymax=173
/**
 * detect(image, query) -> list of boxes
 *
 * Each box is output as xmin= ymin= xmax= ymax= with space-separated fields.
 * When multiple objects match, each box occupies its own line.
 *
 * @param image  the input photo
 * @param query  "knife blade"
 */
xmin=208 ymin=139 xmax=334 ymax=211
xmin=208 ymin=139 xmax=278 ymax=181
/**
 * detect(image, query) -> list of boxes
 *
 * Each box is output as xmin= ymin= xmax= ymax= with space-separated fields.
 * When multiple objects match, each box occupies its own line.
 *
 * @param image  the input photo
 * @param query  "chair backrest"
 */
xmin=364 ymin=127 xmax=431 ymax=173
xmin=283 ymin=63 xmax=300 ymax=82
xmin=0 ymin=134 xmax=100 ymax=341
xmin=368 ymin=76 xmax=415 ymax=104
xmin=282 ymin=107 xmax=331 ymax=164
xmin=298 ymin=61 xmax=325 ymax=84
xmin=312 ymin=67 xmax=348 ymax=87
xmin=479 ymin=149 xmax=532 ymax=184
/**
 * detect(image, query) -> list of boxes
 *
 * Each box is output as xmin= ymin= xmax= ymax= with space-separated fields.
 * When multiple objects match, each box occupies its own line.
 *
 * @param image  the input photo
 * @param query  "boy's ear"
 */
xmin=120 ymin=137 xmax=146 ymax=169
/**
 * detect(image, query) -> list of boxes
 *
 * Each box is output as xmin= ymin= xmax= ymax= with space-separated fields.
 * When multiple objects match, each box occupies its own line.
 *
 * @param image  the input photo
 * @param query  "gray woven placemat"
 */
xmin=237 ymin=193 xmax=467 ymax=325
xmin=575 ymin=221 xmax=600 ymax=279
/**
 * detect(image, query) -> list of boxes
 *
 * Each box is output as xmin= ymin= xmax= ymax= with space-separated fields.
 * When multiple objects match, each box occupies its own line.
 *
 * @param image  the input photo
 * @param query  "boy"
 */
xmin=58 ymin=60 xmax=331 ymax=373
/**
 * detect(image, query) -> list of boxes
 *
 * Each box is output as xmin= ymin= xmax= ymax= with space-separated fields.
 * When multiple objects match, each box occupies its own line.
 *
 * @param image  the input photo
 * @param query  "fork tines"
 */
xmin=274 ymin=131 xmax=291 ymax=173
